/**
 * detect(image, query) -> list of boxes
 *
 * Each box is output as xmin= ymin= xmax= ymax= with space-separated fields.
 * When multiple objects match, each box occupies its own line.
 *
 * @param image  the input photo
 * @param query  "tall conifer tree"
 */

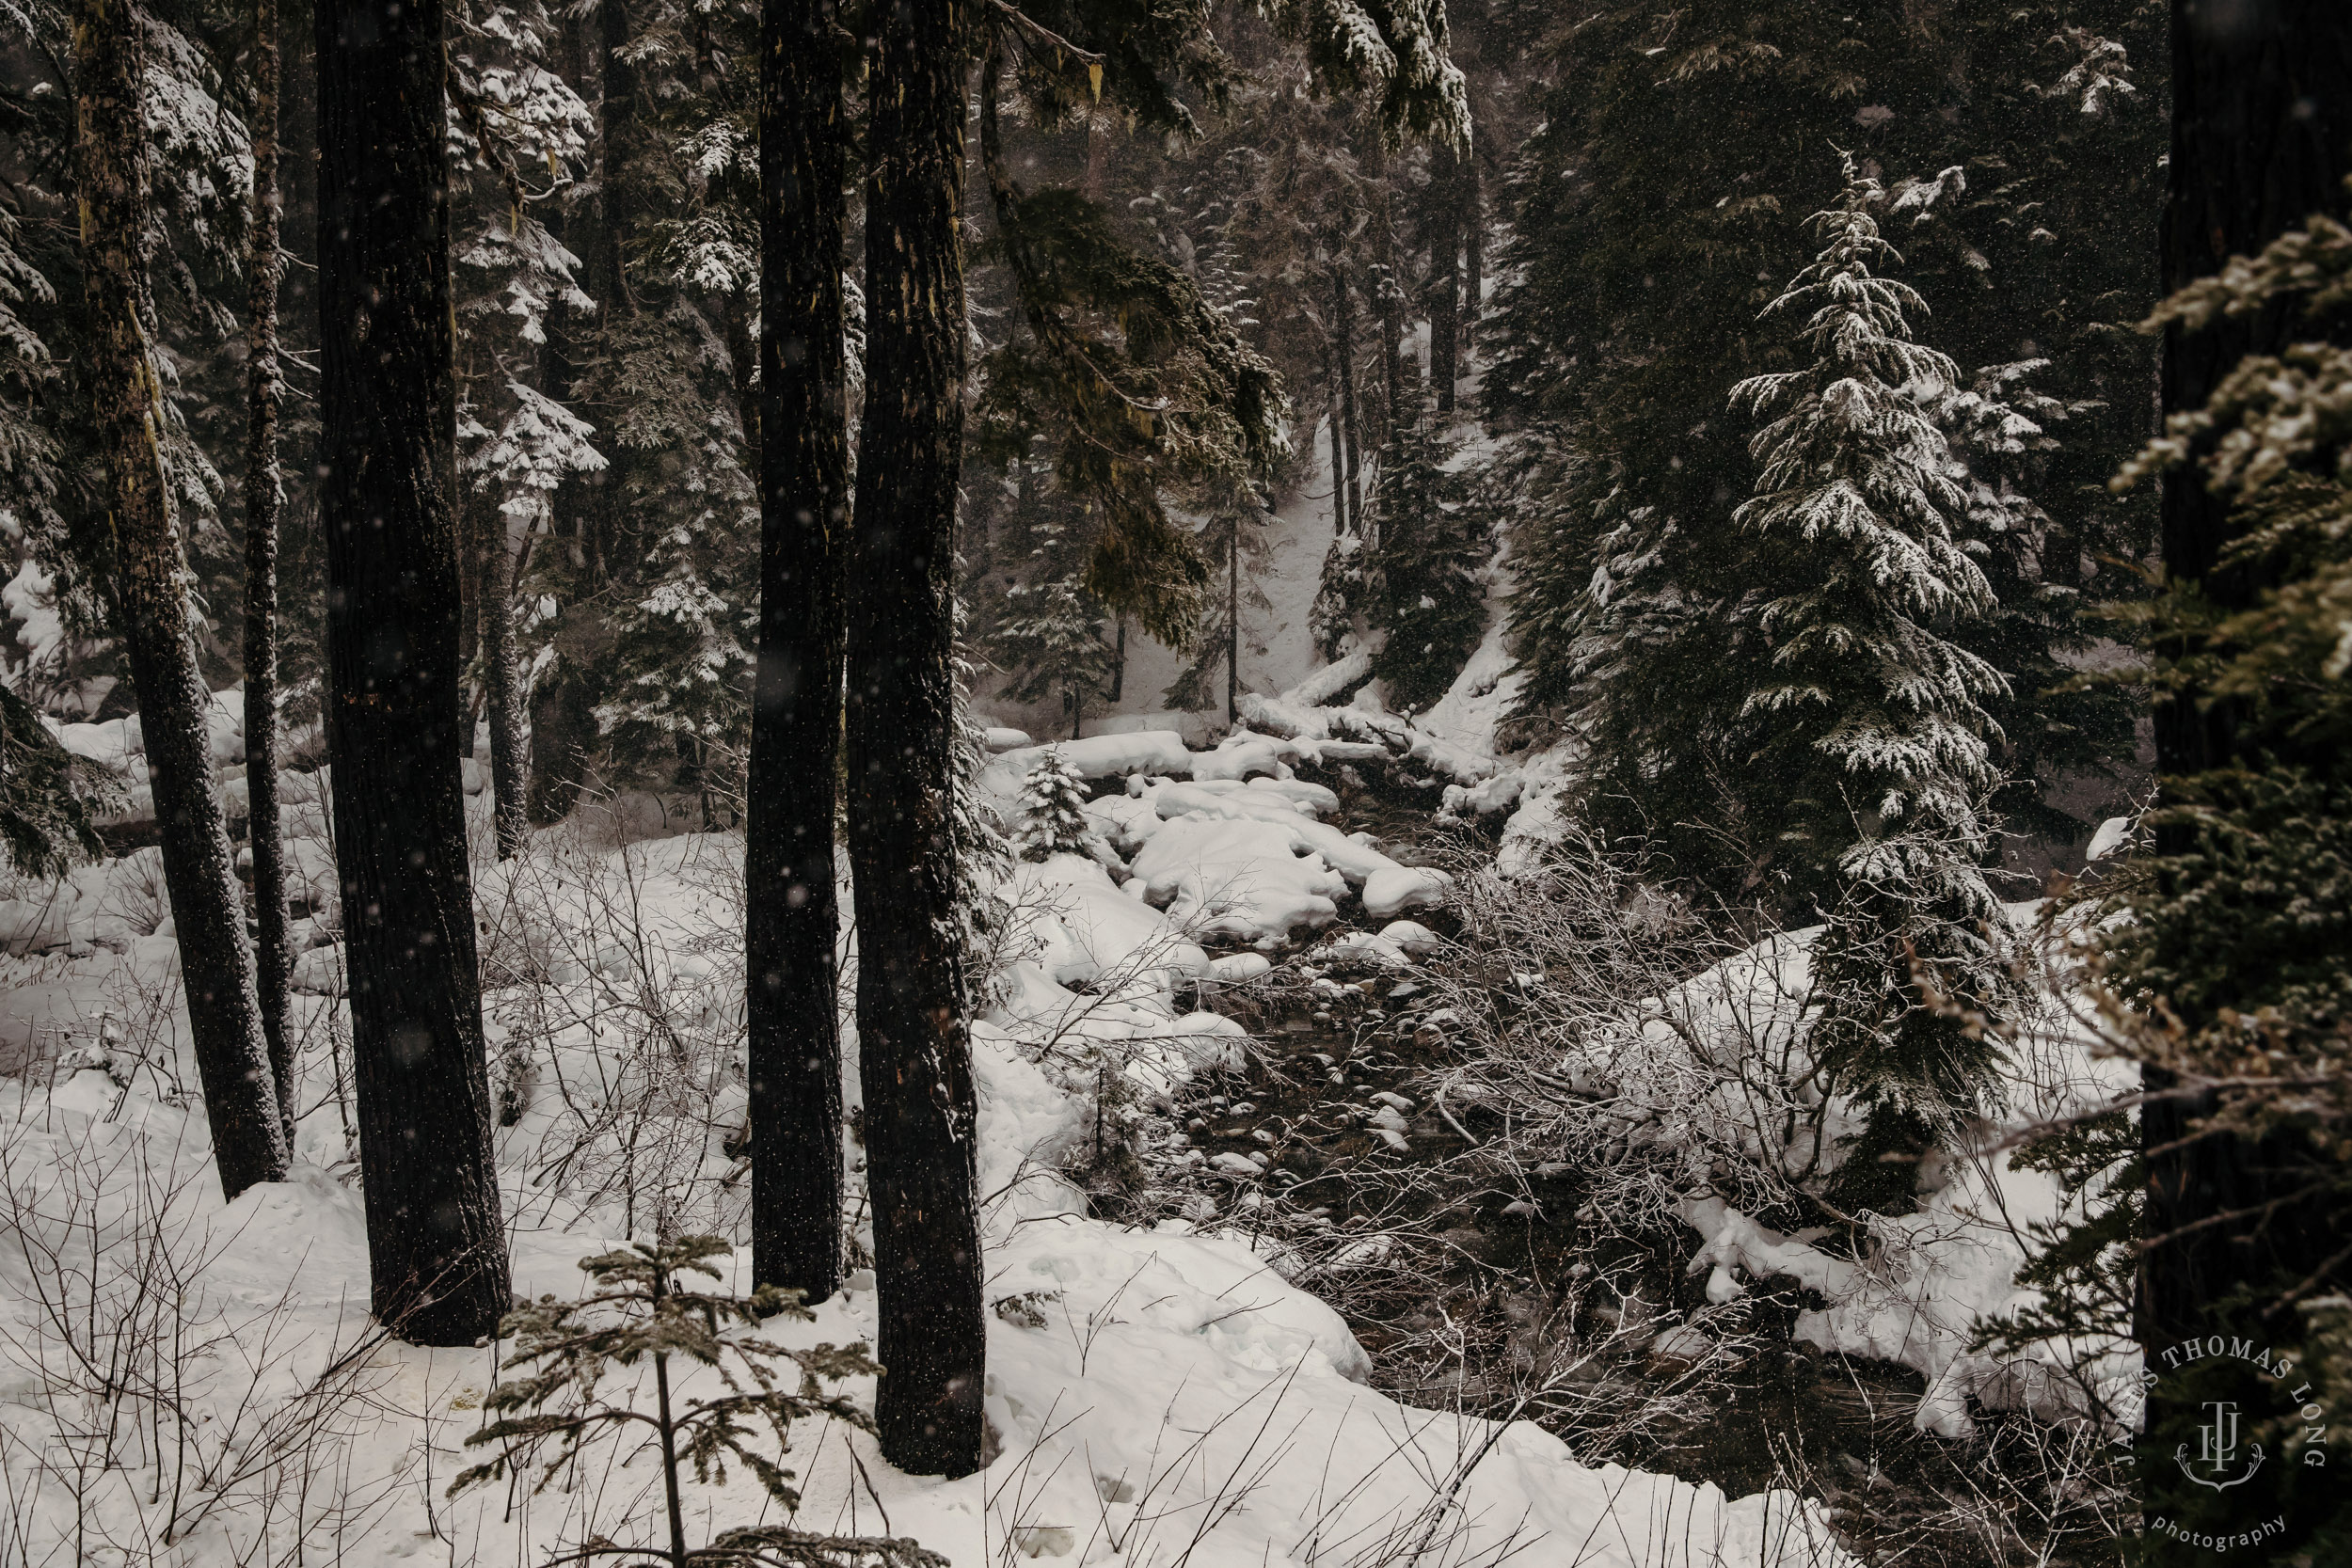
xmin=848 ymin=0 xmax=985 ymax=1476
xmin=74 ymin=0 xmax=289 ymax=1201
xmin=245 ymin=0 xmax=294 ymax=1136
xmin=317 ymin=0 xmax=511 ymax=1344
xmin=746 ymin=0 xmax=850 ymax=1306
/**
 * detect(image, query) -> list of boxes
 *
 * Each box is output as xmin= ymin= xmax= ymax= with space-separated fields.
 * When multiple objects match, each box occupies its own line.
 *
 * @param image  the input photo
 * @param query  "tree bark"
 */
xmin=74 ymin=0 xmax=290 ymax=1202
xmin=746 ymin=0 xmax=848 ymax=1307
xmin=317 ymin=0 xmax=510 ymax=1345
xmin=1326 ymin=345 xmax=1350 ymax=536
xmin=1427 ymin=143 xmax=1462 ymax=415
xmin=1362 ymin=131 xmax=1405 ymax=448
xmin=1331 ymin=265 xmax=1362 ymax=538
xmin=245 ymin=0 xmax=294 ymax=1142
xmin=1462 ymin=159 xmax=1483 ymax=351
xmin=477 ymin=495 xmax=528 ymax=858
xmin=1226 ymin=527 xmax=1239 ymax=725
xmin=848 ymin=0 xmax=984 ymax=1477
xmin=527 ymin=663 xmax=596 ymax=823
xmin=597 ymin=0 xmax=638 ymax=325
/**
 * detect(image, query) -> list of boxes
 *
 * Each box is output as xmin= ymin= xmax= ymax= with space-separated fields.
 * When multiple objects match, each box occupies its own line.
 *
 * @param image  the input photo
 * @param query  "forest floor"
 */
xmin=0 ymin=750 xmax=1850 ymax=1568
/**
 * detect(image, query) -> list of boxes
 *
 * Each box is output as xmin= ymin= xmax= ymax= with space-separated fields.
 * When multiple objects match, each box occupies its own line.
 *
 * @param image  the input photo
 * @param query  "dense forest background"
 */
xmin=1 ymin=0 xmax=2165 ymax=882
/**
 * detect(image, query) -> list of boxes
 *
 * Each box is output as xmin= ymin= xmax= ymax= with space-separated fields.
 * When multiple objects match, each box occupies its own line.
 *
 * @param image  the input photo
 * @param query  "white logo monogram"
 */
xmin=2177 ymin=1399 xmax=2265 ymax=1491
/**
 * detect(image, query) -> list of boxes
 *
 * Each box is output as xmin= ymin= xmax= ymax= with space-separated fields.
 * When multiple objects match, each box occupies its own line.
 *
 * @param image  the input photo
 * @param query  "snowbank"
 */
xmin=981 ymin=730 xmax=1194 ymax=804
xmin=1636 ymin=916 xmax=2141 ymax=1438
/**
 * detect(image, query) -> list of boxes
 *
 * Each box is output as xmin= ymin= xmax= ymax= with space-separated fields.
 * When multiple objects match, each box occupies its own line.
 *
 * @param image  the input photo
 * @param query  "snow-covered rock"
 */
xmin=1378 ymin=919 xmax=1443 ymax=957
xmin=1188 ymin=732 xmax=1294 ymax=783
xmin=1009 ymin=853 xmax=1208 ymax=995
xmin=1206 ymin=951 xmax=1273 ymax=985
xmin=982 ymin=730 xmax=1194 ymax=804
xmin=289 ymin=942 xmax=344 ymax=996
xmin=1130 ymin=816 xmax=1346 ymax=948
xmin=56 ymin=718 xmax=137 ymax=773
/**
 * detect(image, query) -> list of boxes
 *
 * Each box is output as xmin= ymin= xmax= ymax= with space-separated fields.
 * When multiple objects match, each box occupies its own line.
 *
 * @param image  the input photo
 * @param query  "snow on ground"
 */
xmin=0 ymin=771 xmax=1846 ymax=1564
xmin=1619 ymin=909 xmax=2143 ymax=1440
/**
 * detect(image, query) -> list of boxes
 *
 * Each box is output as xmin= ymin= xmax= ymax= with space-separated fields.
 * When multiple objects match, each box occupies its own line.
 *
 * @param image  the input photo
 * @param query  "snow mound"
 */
xmin=982 ymin=731 xmax=1193 ymax=804
xmin=1130 ymin=816 xmax=1347 ymax=949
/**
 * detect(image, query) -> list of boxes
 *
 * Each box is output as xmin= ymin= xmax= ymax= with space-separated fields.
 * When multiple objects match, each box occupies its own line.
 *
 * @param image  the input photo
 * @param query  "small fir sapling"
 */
xmin=1013 ymin=747 xmax=1092 ymax=863
xmin=450 ymin=1236 xmax=941 ymax=1568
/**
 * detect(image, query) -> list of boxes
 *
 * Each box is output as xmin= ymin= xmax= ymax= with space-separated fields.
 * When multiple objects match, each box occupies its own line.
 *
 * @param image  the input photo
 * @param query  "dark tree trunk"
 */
xmin=1326 ymin=346 xmax=1350 ymax=536
xmin=527 ymin=663 xmax=596 ymax=824
xmin=74 ymin=0 xmax=289 ymax=1201
xmin=848 ymin=0 xmax=984 ymax=1477
xmin=317 ymin=0 xmax=510 ymax=1345
xmin=1226 ymin=529 xmax=1239 ymax=725
xmin=2141 ymin=2 xmax=2352 ymax=1543
xmin=1331 ymin=265 xmax=1362 ymax=538
xmin=597 ymin=0 xmax=638 ymax=325
xmin=477 ymin=499 xmax=528 ymax=858
xmin=1362 ymin=132 xmax=1405 ymax=447
xmin=745 ymin=0 xmax=848 ymax=1306
xmin=1462 ymin=159 xmax=1483 ymax=348
xmin=1427 ymin=144 xmax=1462 ymax=416
xmin=245 ymin=0 xmax=294 ymax=1142
xmin=1107 ymin=613 xmax=1125 ymax=704
xmin=457 ymin=491 xmax=481 ymax=759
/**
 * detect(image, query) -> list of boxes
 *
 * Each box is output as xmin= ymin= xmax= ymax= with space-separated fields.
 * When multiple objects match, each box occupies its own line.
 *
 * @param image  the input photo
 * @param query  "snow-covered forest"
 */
xmin=0 ymin=0 xmax=2347 ymax=1562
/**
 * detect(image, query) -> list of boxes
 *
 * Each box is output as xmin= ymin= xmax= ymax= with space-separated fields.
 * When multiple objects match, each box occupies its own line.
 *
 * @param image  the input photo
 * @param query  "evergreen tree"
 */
xmin=1724 ymin=160 xmax=2011 ymax=1194
xmin=745 ymin=0 xmax=852 ymax=1311
xmin=846 ymin=0 xmax=984 ymax=1476
xmin=1492 ymin=1 xmax=2165 ymax=895
xmin=450 ymin=1237 xmax=938 ymax=1568
xmin=1013 ymin=749 xmax=1091 ymax=862
xmin=0 ymin=0 xmax=257 ymax=703
xmin=2119 ymin=2 xmax=2352 ymax=1545
xmin=523 ymin=0 xmax=763 ymax=800
xmin=74 ymin=0 xmax=289 ymax=1201
xmin=449 ymin=0 xmax=597 ymax=851
xmin=317 ymin=0 xmax=511 ymax=1343
xmin=0 ymin=685 xmax=108 ymax=877
xmin=1919 ymin=359 xmax=2136 ymax=846
xmin=1165 ymin=479 xmax=1273 ymax=722
xmin=1369 ymin=415 xmax=1485 ymax=711
xmin=990 ymin=578 xmax=1119 ymax=739
xmin=244 ymin=0 xmax=293 ymax=1136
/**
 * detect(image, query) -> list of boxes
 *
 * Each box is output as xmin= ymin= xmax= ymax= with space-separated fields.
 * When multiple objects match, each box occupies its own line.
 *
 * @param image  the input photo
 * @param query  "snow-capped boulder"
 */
xmin=1130 ymin=816 xmax=1346 ymax=948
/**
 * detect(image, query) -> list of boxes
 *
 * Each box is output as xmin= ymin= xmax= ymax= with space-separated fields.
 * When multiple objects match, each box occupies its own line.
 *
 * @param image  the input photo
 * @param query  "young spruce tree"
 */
xmin=1727 ymin=160 xmax=2010 ymax=1204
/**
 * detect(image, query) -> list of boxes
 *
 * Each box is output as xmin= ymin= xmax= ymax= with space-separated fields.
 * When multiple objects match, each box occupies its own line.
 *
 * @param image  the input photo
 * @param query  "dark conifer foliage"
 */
xmin=73 ymin=0 xmax=289 ymax=1202
xmin=2130 ymin=2 xmax=2352 ymax=1552
xmin=1493 ymin=0 xmax=2164 ymax=906
xmin=745 ymin=0 xmax=850 ymax=1307
xmin=316 ymin=0 xmax=511 ymax=1344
